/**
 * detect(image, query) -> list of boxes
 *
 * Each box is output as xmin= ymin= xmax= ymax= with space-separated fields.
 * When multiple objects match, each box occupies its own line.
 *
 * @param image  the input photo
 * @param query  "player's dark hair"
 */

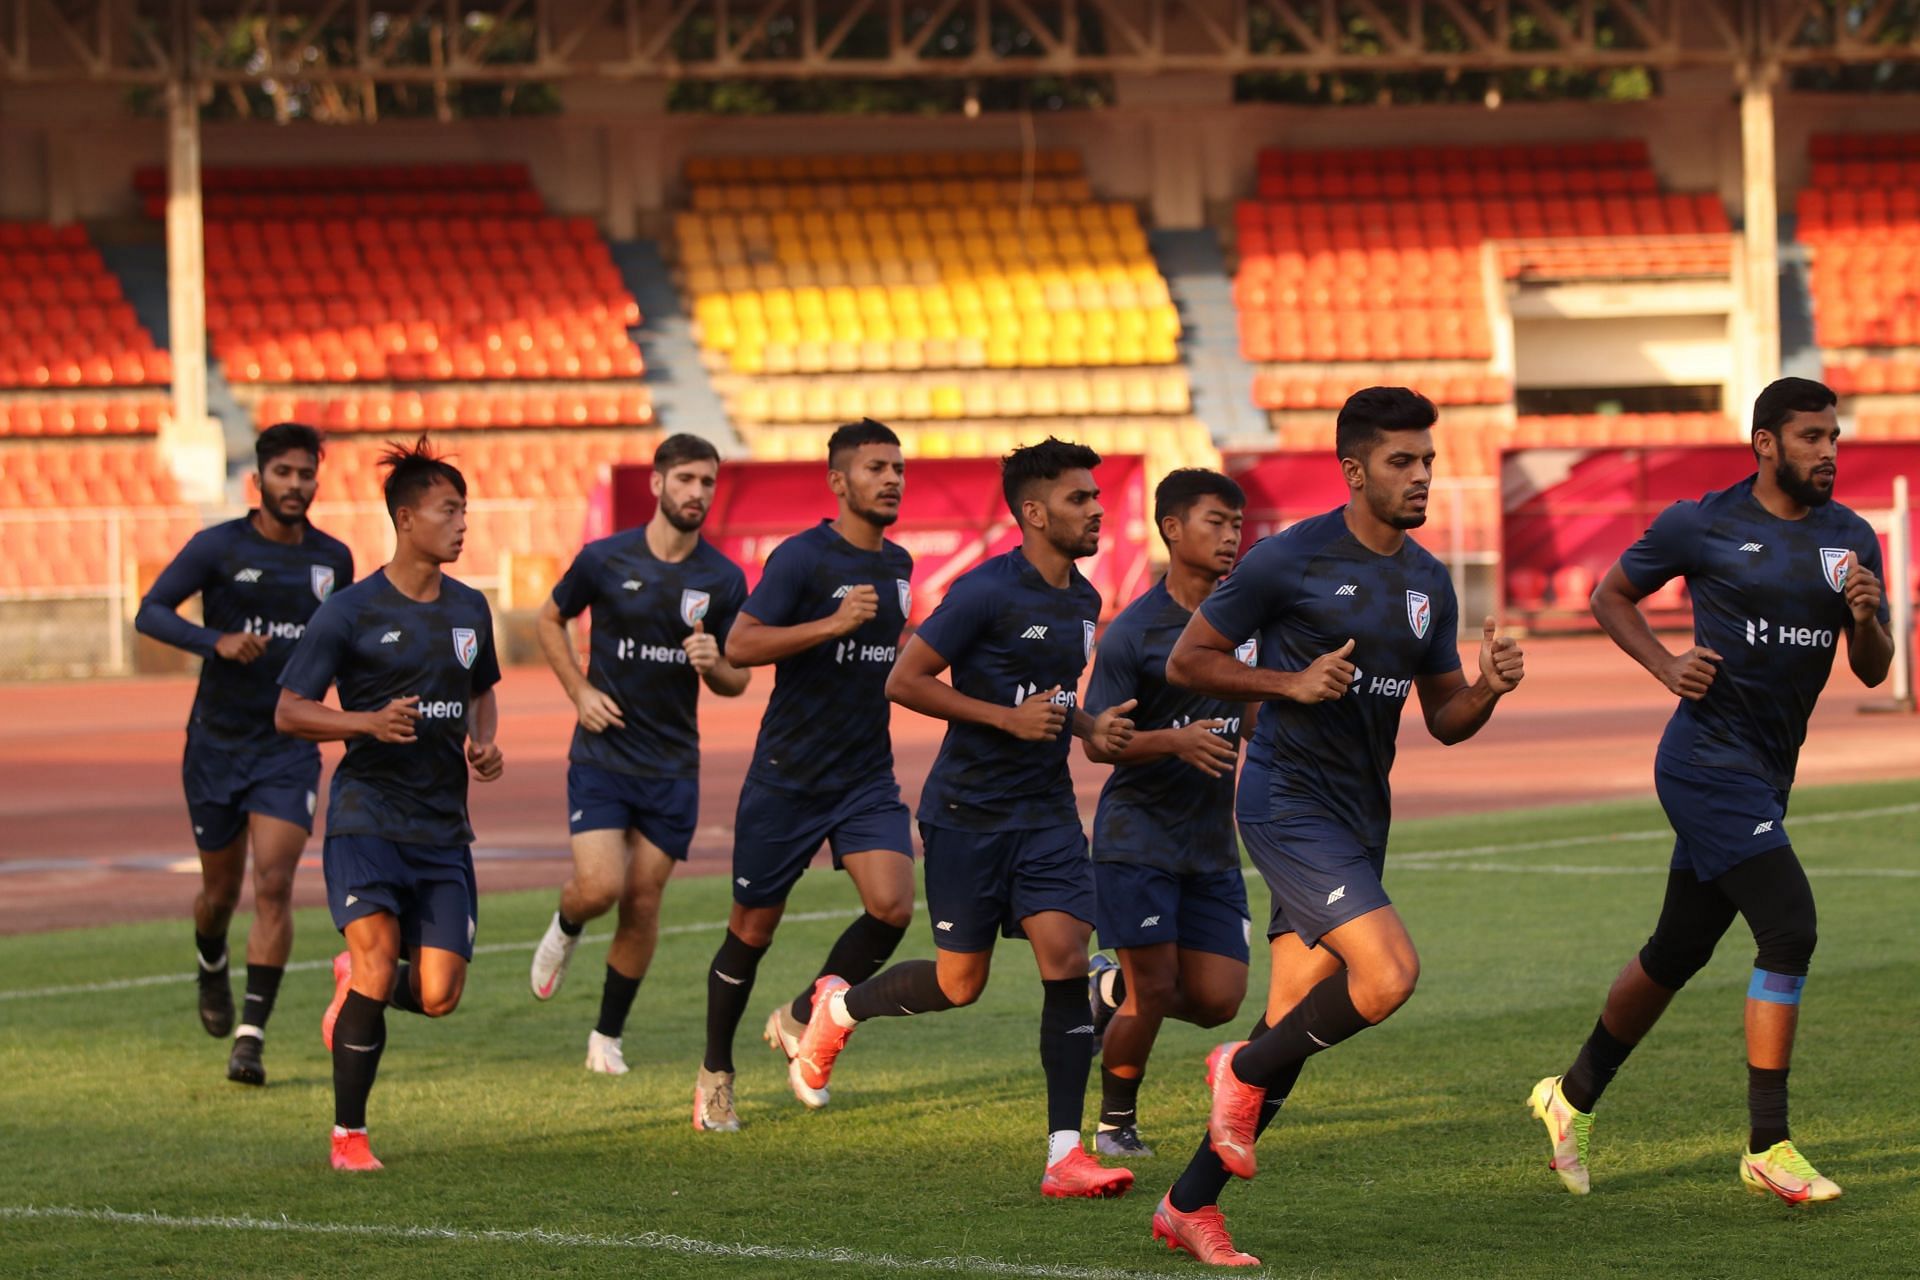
xmin=827 ymin=418 xmax=901 ymax=470
xmin=1751 ymin=377 xmax=1837 ymax=446
xmin=1153 ymin=468 xmax=1245 ymax=543
xmin=1335 ymin=386 xmax=1438 ymax=462
xmin=1001 ymin=436 xmax=1101 ymax=519
xmin=378 ymin=435 xmax=466 ymax=518
xmin=255 ymin=421 xmax=323 ymax=472
xmin=653 ymin=432 xmax=720 ymax=473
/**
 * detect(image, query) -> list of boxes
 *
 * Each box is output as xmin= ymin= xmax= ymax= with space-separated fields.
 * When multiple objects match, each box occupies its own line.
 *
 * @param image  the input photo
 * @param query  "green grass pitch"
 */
xmin=3 ymin=780 xmax=1917 ymax=1278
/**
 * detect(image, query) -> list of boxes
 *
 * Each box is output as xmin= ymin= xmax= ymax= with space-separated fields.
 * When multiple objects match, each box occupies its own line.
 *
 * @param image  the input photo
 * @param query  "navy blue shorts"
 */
xmin=1093 ymin=862 xmax=1252 ymax=962
xmin=1655 ymin=757 xmax=1792 ymax=882
xmin=1241 ymin=812 xmax=1389 ymax=949
xmin=920 ymin=822 xmax=1094 ymax=953
xmin=566 ymin=763 xmax=698 ymax=860
xmin=732 ymin=775 xmax=911 ymax=907
xmin=324 ymin=834 xmax=478 ymax=960
xmin=183 ymin=737 xmax=320 ymax=852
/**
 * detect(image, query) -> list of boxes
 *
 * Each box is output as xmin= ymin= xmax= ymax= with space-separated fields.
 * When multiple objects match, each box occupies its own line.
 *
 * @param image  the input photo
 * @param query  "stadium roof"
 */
xmin=4 ymin=0 xmax=1918 ymax=87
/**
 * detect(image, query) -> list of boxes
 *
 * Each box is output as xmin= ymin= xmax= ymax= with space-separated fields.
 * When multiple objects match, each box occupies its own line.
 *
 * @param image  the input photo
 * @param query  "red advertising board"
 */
xmin=605 ymin=455 xmax=1153 ymax=621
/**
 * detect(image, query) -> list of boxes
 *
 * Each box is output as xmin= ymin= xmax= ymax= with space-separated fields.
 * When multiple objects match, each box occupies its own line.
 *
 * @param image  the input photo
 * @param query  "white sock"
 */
xmin=1098 ymin=967 xmax=1121 ymax=1008
xmin=234 ymin=1023 xmax=264 ymax=1042
xmin=197 ymin=949 xmax=228 ymax=972
xmin=332 ymin=1125 xmax=366 ymax=1138
xmin=827 ymin=988 xmax=858 ymax=1030
xmin=1047 ymin=1129 xmax=1082 ymax=1166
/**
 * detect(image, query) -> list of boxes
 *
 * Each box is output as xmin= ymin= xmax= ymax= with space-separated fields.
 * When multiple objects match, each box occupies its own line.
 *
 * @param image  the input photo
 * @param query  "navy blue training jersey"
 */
xmin=1620 ymin=476 xmax=1888 ymax=791
xmin=914 ymin=548 xmax=1102 ymax=832
xmin=278 ymin=569 xmax=502 ymax=845
xmin=136 ymin=516 xmax=354 ymax=752
xmin=1201 ymin=507 xmax=1461 ymax=849
xmin=743 ymin=520 xmax=914 ymax=791
xmin=551 ymin=529 xmax=747 ymax=780
xmin=1087 ymin=579 xmax=1252 ymax=875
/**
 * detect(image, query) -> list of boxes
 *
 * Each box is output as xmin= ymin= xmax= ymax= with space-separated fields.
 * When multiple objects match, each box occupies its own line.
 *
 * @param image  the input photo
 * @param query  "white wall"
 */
xmin=1513 ymin=314 xmax=1734 ymax=390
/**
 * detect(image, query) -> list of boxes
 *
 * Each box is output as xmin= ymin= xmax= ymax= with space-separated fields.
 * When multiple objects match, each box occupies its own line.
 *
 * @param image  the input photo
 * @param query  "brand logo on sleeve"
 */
xmin=1334 ymin=583 xmax=1358 ymax=596
xmin=1083 ymin=619 xmax=1096 ymax=662
xmin=897 ymin=578 xmax=912 ymax=618
xmin=380 ymin=630 xmax=402 ymax=644
xmin=233 ymin=568 xmax=262 ymax=583
xmin=1407 ymin=590 xmax=1431 ymax=639
xmin=680 ymin=589 xmax=711 ymax=628
xmin=1819 ymin=547 xmax=1850 ymax=593
xmin=1235 ymin=639 xmax=1259 ymax=667
xmin=311 ymin=565 xmax=335 ymax=601
xmin=622 ymin=579 xmax=643 ymax=591
xmin=1738 ymin=542 xmax=1764 ymax=553
xmin=452 ymin=627 xmax=479 ymax=669
xmin=1021 ymin=625 xmax=1050 ymax=640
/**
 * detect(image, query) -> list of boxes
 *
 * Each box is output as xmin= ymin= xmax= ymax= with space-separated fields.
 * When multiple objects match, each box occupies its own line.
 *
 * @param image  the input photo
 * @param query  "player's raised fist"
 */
xmin=1174 ymin=717 xmax=1239 ymax=777
xmin=216 ymin=631 xmax=269 ymax=664
xmin=1662 ymin=646 xmax=1722 ymax=701
xmin=683 ymin=619 xmax=721 ymax=674
xmin=367 ymin=695 xmax=421 ymax=743
xmin=1002 ymin=685 xmax=1067 ymax=741
xmin=1479 ymin=616 xmax=1525 ymax=694
xmin=466 ymin=738 xmax=505 ymax=781
xmin=1091 ymin=698 xmax=1137 ymax=755
xmin=1290 ymin=638 xmax=1357 ymax=703
xmin=1840 ymin=551 xmax=1883 ymax=625
xmin=572 ymin=685 xmax=626 ymax=734
xmin=830 ymin=583 xmax=880 ymax=636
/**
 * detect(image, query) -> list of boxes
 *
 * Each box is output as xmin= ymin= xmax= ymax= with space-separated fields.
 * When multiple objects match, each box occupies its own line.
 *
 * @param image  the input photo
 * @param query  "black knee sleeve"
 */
xmin=1638 ymin=928 xmax=1719 ymax=992
xmin=1721 ymin=846 xmax=1818 ymax=978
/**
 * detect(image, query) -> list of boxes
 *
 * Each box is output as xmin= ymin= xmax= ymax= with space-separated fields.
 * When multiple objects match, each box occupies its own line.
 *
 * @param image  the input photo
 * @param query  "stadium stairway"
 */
xmin=1776 ymin=214 xmax=1824 ymax=381
xmin=1150 ymin=228 xmax=1265 ymax=446
xmin=98 ymin=241 xmax=256 ymax=471
xmin=611 ymin=240 xmax=736 ymax=450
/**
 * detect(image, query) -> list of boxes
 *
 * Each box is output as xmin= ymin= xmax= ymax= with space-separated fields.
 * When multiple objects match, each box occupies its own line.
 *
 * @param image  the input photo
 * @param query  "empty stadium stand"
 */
xmin=675 ymin=149 xmax=1200 ymax=457
xmin=0 ymin=221 xmax=172 ymax=389
xmin=1802 ymin=133 xmax=1920 ymax=445
xmin=1235 ymin=140 xmax=1735 ymax=442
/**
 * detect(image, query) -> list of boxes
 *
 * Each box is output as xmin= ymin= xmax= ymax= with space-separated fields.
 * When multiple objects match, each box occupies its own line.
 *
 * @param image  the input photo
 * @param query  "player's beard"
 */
xmin=849 ymin=493 xmax=900 ymax=528
xmin=1775 ymin=457 xmax=1835 ymax=508
xmin=262 ymin=491 xmax=310 ymax=527
xmin=1051 ymin=521 xmax=1100 ymax=559
xmin=662 ymin=501 xmax=707 ymax=533
xmin=1369 ymin=480 xmax=1427 ymax=530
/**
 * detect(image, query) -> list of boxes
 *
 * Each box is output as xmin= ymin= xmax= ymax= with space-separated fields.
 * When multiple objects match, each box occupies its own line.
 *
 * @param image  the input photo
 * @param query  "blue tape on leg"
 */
xmin=1747 ymin=969 xmax=1806 ymax=1005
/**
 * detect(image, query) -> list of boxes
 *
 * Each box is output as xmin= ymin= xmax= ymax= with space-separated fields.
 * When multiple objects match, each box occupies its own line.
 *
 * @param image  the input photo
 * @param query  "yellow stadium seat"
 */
xmin=731 ymin=345 xmax=766 ymax=375
xmin=995 ymin=379 xmax=1029 ymax=418
xmin=917 ymin=429 xmax=952 ymax=457
xmin=1155 ymin=372 xmax=1191 ymax=414
xmin=901 ymin=385 xmax=935 ymax=419
xmin=794 ymin=340 xmax=829 ymax=373
xmin=803 ymin=385 xmax=837 ymax=422
xmin=963 ymin=383 xmax=996 ymax=418
xmin=772 ymin=386 xmax=805 ymax=422
xmin=834 ymin=385 xmax=867 ymax=421
xmin=950 ymin=427 xmax=987 ymax=456
xmin=930 ymin=386 xmax=965 ymax=419
xmin=827 ymin=341 xmax=861 ymax=373
xmin=1092 ymin=376 xmax=1126 ymax=416
xmin=859 ymin=340 xmax=893 ymax=371
xmin=892 ymin=339 xmax=925 ymax=371
xmin=1060 ymin=376 xmax=1093 ymax=415
xmin=1029 ymin=376 xmax=1062 ymax=416
xmin=867 ymin=385 xmax=903 ymax=421
xmin=736 ymin=387 xmax=773 ymax=423
xmin=763 ymin=342 xmax=798 ymax=375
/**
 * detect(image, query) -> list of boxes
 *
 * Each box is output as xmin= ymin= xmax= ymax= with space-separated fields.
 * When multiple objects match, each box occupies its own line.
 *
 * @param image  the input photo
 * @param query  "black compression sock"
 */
xmin=703 ymin=931 xmax=769 ymax=1074
xmin=386 ymin=962 xmax=425 ymax=1015
xmin=1748 ymin=1065 xmax=1791 ymax=1152
xmin=1040 ymin=977 xmax=1097 ymax=1135
xmin=843 ymin=959 xmax=957 ymax=1021
xmin=790 ymin=913 xmax=908 ymax=1024
xmin=194 ymin=931 xmax=227 ymax=968
xmin=1099 ymin=1066 xmax=1142 ymax=1130
xmin=331 ymin=991 xmax=387 ymax=1130
xmin=241 ymin=964 xmax=284 ymax=1031
xmin=1228 ymin=973 xmax=1371 ymax=1088
xmin=1562 ymin=1016 xmax=1636 ymax=1113
xmin=557 ymin=912 xmax=585 ymax=938
xmin=597 ymin=964 xmax=643 ymax=1039
xmin=1169 ymin=1018 xmax=1299 ymax=1213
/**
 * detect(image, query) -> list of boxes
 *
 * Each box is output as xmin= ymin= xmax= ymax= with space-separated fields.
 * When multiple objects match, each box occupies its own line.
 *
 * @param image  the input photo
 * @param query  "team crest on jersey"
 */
xmin=897 ymin=578 xmax=912 ymax=618
xmin=1235 ymin=638 xmax=1259 ymax=667
xmin=680 ymin=589 xmax=711 ymax=628
xmin=1083 ymin=619 xmax=1097 ymax=662
xmin=452 ymin=627 xmax=478 ymax=669
xmin=1407 ymin=590 xmax=1431 ymax=639
xmin=1819 ymin=547 xmax=1850 ymax=593
xmin=310 ymin=565 xmax=335 ymax=602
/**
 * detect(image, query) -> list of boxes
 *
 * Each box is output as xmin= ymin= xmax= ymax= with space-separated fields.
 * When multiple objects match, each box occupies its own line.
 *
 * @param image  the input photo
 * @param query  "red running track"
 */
xmin=1 ymin=634 xmax=1913 ymax=935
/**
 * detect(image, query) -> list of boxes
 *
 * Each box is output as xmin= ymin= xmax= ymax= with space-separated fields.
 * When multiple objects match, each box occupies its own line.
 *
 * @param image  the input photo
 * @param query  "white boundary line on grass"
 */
xmin=0 ymin=909 xmax=864 ymax=1004
xmin=7 ymin=801 xmax=1917 ymax=1005
xmin=0 ymin=1205 xmax=1207 ymax=1280
xmin=1391 ymin=800 xmax=1920 ymax=864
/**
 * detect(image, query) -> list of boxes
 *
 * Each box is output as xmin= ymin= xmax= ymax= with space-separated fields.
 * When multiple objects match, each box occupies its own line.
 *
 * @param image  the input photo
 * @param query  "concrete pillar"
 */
xmin=164 ymin=80 xmax=210 ymax=454
xmin=1739 ymin=65 xmax=1781 ymax=414
xmin=1112 ymin=73 xmax=1233 ymax=230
